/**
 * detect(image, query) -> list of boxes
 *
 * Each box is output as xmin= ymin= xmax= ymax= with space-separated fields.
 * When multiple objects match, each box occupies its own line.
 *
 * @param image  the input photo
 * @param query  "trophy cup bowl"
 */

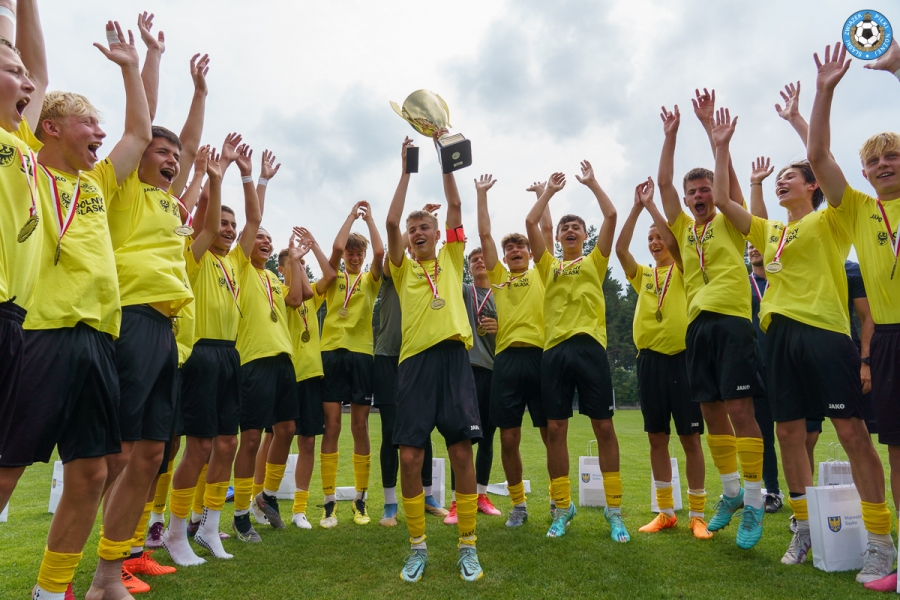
xmin=390 ymin=89 xmax=472 ymax=174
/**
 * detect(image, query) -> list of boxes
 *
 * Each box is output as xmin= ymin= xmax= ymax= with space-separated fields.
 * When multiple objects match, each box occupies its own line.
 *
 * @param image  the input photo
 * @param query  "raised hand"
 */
xmin=288 ymin=233 xmax=311 ymax=261
xmin=711 ymin=107 xmax=738 ymax=147
xmin=137 ymin=11 xmax=164 ymax=54
xmin=660 ymin=105 xmax=680 ymax=137
xmin=190 ymin=53 xmax=210 ymax=96
xmin=432 ymin=127 xmax=449 ymax=142
xmin=574 ymin=160 xmax=596 ymax=186
xmin=94 ymin=21 xmax=139 ymax=68
xmin=422 ymin=203 xmax=441 ymax=217
xmin=864 ymin=38 xmax=900 ymax=73
xmin=475 ymin=174 xmax=496 ymax=193
xmin=260 ymin=150 xmax=280 ymax=180
xmin=206 ymin=148 xmax=222 ymax=181
xmin=221 ymin=132 xmax=242 ymax=164
xmin=635 ymin=177 xmax=655 ymax=207
xmin=359 ymin=200 xmax=374 ymax=222
xmin=814 ymin=43 xmax=851 ymax=92
xmin=234 ymin=144 xmax=253 ymax=176
xmin=525 ymin=181 xmax=547 ymax=196
xmin=750 ymin=156 xmax=773 ymax=184
xmin=546 ymin=172 xmax=566 ymax=194
xmin=193 ymin=144 xmax=210 ymax=175
xmin=691 ymin=88 xmax=715 ymax=125
xmin=294 ymin=226 xmax=318 ymax=247
xmin=774 ymin=81 xmax=801 ymax=121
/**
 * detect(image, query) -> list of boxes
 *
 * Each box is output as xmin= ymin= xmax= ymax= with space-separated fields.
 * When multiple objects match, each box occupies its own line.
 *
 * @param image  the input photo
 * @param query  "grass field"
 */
xmin=0 ymin=410 xmax=893 ymax=599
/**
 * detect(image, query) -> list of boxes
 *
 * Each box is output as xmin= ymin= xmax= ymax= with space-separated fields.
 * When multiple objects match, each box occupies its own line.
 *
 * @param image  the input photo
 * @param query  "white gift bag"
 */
xmin=807 ymin=483 xmax=867 ymax=572
xmin=48 ymin=461 xmax=64 ymax=513
xmin=649 ymin=457 xmax=683 ymax=512
xmin=275 ymin=454 xmax=298 ymax=499
xmin=0 ymin=502 xmax=7 ymax=522
xmin=486 ymin=480 xmax=531 ymax=496
xmin=818 ymin=443 xmax=854 ymax=486
xmin=578 ymin=440 xmax=606 ymax=507
xmin=431 ymin=457 xmax=446 ymax=507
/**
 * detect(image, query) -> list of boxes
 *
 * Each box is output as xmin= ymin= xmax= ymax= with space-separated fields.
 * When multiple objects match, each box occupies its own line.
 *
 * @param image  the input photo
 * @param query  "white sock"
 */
xmin=292 ymin=512 xmax=312 ymax=529
xmin=384 ymin=487 xmax=397 ymax=505
xmin=162 ymin=516 xmax=206 ymax=566
xmin=195 ymin=508 xmax=233 ymax=559
xmin=411 ymin=536 xmax=427 ymax=551
xmin=744 ymin=480 xmax=763 ymax=510
xmin=423 ymin=485 xmax=433 ymax=497
xmin=263 ymin=488 xmax=278 ymax=497
xmin=354 ymin=490 xmax=365 ymax=500
xmin=190 ymin=510 xmax=202 ymax=524
xmin=451 ymin=491 xmax=456 ymax=502
xmin=130 ymin=546 xmax=142 ymax=555
xmin=476 ymin=484 xmax=488 ymax=495
xmin=797 ymin=519 xmax=810 ymax=532
xmin=721 ymin=472 xmax=741 ymax=498
xmin=234 ymin=509 xmax=249 ymax=517
xmin=654 ymin=481 xmax=676 ymax=517
xmin=32 ymin=586 xmax=65 ymax=600
xmin=324 ymin=494 xmax=336 ymax=504
xmin=868 ymin=531 xmax=894 ymax=546
xmin=149 ymin=511 xmax=165 ymax=526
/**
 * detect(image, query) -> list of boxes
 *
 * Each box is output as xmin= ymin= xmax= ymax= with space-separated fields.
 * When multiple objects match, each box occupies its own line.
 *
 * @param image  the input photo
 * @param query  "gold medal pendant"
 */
xmin=17 ymin=215 xmax=38 ymax=243
xmin=430 ymin=297 xmax=446 ymax=310
xmin=54 ymin=242 xmax=61 ymax=266
xmin=337 ymin=307 xmax=350 ymax=318
xmin=174 ymin=224 xmax=194 ymax=237
xmin=702 ymin=270 xmax=709 ymax=285
xmin=476 ymin=325 xmax=486 ymax=337
xmin=765 ymin=261 xmax=783 ymax=274
xmin=270 ymin=310 xmax=278 ymax=323
xmin=655 ymin=309 xmax=662 ymax=323
xmin=301 ymin=330 xmax=311 ymax=343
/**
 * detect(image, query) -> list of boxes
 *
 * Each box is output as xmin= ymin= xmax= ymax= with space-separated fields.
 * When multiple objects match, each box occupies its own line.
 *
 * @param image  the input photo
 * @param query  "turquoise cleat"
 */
xmin=400 ymin=549 xmax=427 ymax=582
xmin=708 ymin=488 xmax=744 ymax=532
xmin=546 ymin=503 xmax=576 ymax=538
xmin=736 ymin=505 xmax=764 ymax=549
xmin=457 ymin=547 xmax=484 ymax=582
xmin=604 ymin=508 xmax=631 ymax=543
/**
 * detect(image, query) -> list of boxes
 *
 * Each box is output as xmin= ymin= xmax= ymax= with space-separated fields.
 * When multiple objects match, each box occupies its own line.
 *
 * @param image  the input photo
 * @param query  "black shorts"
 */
xmin=393 ymin=340 xmax=482 ymax=449
xmin=296 ymin=377 xmax=325 ymax=437
xmin=765 ymin=315 xmax=863 ymax=423
xmin=872 ymin=324 xmax=900 ymax=445
xmin=240 ymin=353 xmax=299 ymax=430
xmin=636 ymin=349 xmax=703 ymax=436
xmin=685 ymin=311 xmax=761 ymax=403
xmin=181 ymin=340 xmax=242 ymax=437
xmin=490 ymin=347 xmax=547 ymax=428
xmin=0 ymin=323 xmax=121 ymax=467
xmin=541 ymin=335 xmax=614 ymax=421
xmin=321 ymin=349 xmax=374 ymax=405
xmin=473 ymin=365 xmax=493 ymax=432
xmin=117 ymin=306 xmax=178 ymax=442
xmin=0 ymin=300 xmax=25 ymax=455
xmin=373 ymin=354 xmax=399 ymax=407
xmin=806 ymin=418 xmax=824 ymax=433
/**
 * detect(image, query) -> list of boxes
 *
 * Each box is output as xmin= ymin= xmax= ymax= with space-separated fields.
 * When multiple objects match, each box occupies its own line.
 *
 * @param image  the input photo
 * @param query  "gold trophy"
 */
xmin=390 ymin=90 xmax=472 ymax=174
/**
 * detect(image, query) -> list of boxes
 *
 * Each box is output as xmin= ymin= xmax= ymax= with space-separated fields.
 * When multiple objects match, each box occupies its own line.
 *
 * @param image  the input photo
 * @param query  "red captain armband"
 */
xmin=445 ymin=226 xmax=466 ymax=243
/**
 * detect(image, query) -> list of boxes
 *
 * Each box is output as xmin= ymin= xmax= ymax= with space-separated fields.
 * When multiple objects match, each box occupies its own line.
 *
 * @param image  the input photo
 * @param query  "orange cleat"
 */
xmin=638 ymin=512 xmax=677 ymax=533
xmin=121 ymin=567 xmax=151 ymax=594
xmin=690 ymin=516 xmax=714 ymax=540
xmin=123 ymin=550 xmax=177 ymax=576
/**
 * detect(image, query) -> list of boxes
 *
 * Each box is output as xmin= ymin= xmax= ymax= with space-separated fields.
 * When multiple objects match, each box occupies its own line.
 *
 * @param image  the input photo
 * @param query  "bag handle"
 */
xmin=587 ymin=440 xmax=597 ymax=457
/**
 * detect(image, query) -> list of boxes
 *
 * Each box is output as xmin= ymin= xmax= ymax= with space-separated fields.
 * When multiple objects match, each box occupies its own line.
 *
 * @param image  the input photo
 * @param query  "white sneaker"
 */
xmin=857 ymin=539 xmax=897 ymax=583
xmin=292 ymin=512 xmax=312 ymax=529
xmin=250 ymin=498 xmax=270 ymax=526
xmin=780 ymin=525 xmax=811 ymax=564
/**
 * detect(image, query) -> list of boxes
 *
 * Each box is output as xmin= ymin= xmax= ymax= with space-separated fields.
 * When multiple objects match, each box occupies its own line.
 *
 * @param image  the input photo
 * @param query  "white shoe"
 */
xmin=780 ymin=525 xmax=811 ymax=564
xmin=857 ymin=539 xmax=897 ymax=583
xmin=292 ymin=513 xmax=312 ymax=529
xmin=250 ymin=498 xmax=270 ymax=526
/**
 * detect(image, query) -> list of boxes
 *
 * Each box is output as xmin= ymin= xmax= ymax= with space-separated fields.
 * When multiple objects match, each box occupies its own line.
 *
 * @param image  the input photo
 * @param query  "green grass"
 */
xmin=0 ymin=411 xmax=893 ymax=599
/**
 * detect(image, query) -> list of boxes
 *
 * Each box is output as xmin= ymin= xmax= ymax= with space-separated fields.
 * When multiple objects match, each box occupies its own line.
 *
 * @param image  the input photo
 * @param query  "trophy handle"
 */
xmin=389 ymin=101 xmax=404 ymax=118
xmin=435 ymin=94 xmax=452 ymax=128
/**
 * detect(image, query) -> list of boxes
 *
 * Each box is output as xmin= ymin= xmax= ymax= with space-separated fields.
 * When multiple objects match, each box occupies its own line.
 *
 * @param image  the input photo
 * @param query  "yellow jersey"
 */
xmin=628 ymin=263 xmax=688 ymax=355
xmin=288 ymin=293 xmax=324 ymax=381
xmin=487 ymin=263 xmax=544 ymax=353
xmin=185 ymin=248 xmax=241 ymax=342
xmin=319 ymin=270 xmax=380 ymax=355
xmin=234 ymin=245 xmax=292 ymax=364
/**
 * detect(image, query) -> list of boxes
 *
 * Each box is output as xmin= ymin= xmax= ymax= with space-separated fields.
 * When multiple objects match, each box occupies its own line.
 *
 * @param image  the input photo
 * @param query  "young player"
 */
xmin=615 ymin=178 xmax=711 ymax=540
xmin=475 ymin=176 xmax=552 ymax=527
xmin=385 ymin=135 xmax=484 ymax=582
xmin=657 ymin=93 xmax=765 ymax=549
xmin=525 ymin=162 xmax=627 ymax=542
xmin=803 ymin=43 xmax=899 ymax=584
xmin=315 ymin=200 xmax=384 ymax=526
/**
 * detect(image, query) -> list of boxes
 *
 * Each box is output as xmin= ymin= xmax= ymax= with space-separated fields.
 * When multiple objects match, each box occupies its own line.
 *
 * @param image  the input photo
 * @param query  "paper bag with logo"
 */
xmin=818 ymin=443 xmax=854 ymax=486
xmin=431 ymin=443 xmax=446 ymax=507
xmin=48 ymin=460 xmax=64 ymax=513
xmin=649 ymin=457 xmax=683 ymax=512
xmin=578 ymin=440 xmax=606 ymax=508
xmin=275 ymin=454 xmax=298 ymax=500
xmin=806 ymin=483 xmax=867 ymax=572
xmin=0 ymin=502 xmax=7 ymax=523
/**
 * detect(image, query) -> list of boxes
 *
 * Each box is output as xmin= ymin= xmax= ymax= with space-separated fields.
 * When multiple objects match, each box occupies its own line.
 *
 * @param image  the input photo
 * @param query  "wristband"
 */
xmin=861 ymin=356 xmax=871 ymax=366
xmin=0 ymin=7 xmax=15 ymax=22
xmin=750 ymin=183 xmax=762 ymax=186
xmin=241 ymin=175 xmax=253 ymax=184
xmin=258 ymin=177 xmax=269 ymax=187
xmin=445 ymin=225 xmax=466 ymax=243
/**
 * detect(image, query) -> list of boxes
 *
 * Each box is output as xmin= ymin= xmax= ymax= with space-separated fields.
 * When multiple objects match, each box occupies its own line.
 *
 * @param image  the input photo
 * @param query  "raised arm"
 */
xmin=527 ymin=181 xmax=554 ymax=254
xmin=287 ymin=250 xmax=315 ymax=303
xmin=330 ymin=201 xmax=363 ymax=270
xmin=170 ymin=53 xmax=209 ymax=197
xmin=297 ymin=226 xmax=337 ymax=294
xmin=137 ymin=11 xmax=163 ymax=122
xmin=0 ymin=0 xmax=13 ymax=41
xmin=191 ymin=147 xmax=222 ymax=261
xmin=361 ymin=201 xmax=385 ymax=281
xmin=615 ymin=182 xmax=645 ymax=280
xmin=774 ymin=81 xmax=809 ymax=147
xmin=711 ymin=108 xmax=751 ymax=235
xmin=639 ymin=180 xmax=683 ymax=271
xmin=181 ymin=145 xmax=208 ymax=214
xmin=575 ymin=160 xmax=617 ymax=257
xmin=693 ymin=88 xmax=744 ymax=206
xmin=255 ymin=149 xmax=280 ymax=209
xmin=526 ymin=172 xmax=565 ymax=260
xmin=808 ymin=43 xmax=851 ymax=207
xmin=658 ymin=106 xmax=683 ymax=225
xmin=235 ymin=144 xmax=261 ymax=257
xmin=863 ymin=38 xmax=900 ymax=79
xmin=475 ymin=174 xmax=499 ymax=270
xmin=284 ymin=234 xmax=311 ymax=307
xmin=15 ymin=0 xmax=47 ymax=130
xmin=386 ymin=138 xmax=414 ymax=268
xmin=96 ymin=21 xmax=153 ymax=186
xmin=749 ymin=156 xmax=773 ymax=218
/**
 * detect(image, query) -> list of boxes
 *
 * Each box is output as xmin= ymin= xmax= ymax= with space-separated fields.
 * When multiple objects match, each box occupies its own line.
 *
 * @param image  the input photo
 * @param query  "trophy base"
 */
xmin=437 ymin=134 xmax=472 ymax=174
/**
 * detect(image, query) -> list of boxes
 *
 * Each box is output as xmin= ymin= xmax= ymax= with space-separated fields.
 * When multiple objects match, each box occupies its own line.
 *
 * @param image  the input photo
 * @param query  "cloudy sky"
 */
xmin=38 ymin=0 xmax=900 ymax=280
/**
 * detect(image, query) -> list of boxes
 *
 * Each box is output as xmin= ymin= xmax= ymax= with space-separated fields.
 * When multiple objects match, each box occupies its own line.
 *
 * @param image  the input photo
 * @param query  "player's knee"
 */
xmin=648 ymin=432 xmax=669 ymax=449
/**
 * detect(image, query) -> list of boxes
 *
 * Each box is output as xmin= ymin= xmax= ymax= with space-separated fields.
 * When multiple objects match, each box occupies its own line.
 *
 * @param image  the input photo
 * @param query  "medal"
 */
xmin=41 ymin=167 xmax=80 ymax=265
xmin=430 ymin=297 xmax=446 ymax=310
xmin=270 ymin=309 xmax=278 ymax=323
xmin=338 ymin=307 xmax=350 ymax=318
xmin=555 ymin=257 xmax=583 ymax=282
xmin=655 ymin=310 xmax=662 ymax=323
xmin=17 ymin=215 xmax=38 ymax=242
xmin=301 ymin=330 xmax=311 ymax=343
xmin=54 ymin=242 xmax=61 ymax=266
xmin=876 ymin=200 xmax=900 ymax=280
xmin=258 ymin=270 xmax=278 ymax=323
xmin=470 ymin=283 xmax=493 ymax=336
xmin=765 ymin=261 xmax=782 ymax=274
xmin=476 ymin=325 xmax=487 ymax=336
xmin=173 ymin=195 xmax=194 ymax=237
xmin=299 ymin=301 xmax=311 ymax=341
xmin=338 ymin=270 xmax=363 ymax=319
xmin=653 ymin=265 xmax=674 ymax=324
xmin=174 ymin=224 xmax=194 ymax=236
xmin=692 ymin=220 xmax=712 ymax=286
xmin=416 ymin=257 xmax=444 ymax=311
xmin=765 ymin=223 xmax=790 ymax=275
xmin=553 ymin=270 xmax=558 ymax=282
xmin=702 ymin=271 xmax=709 ymax=284
xmin=17 ymin=148 xmax=39 ymax=243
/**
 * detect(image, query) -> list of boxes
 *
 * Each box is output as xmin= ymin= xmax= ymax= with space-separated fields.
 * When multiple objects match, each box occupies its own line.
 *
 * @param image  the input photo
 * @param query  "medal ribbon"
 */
xmin=299 ymin=303 xmax=310 ymax=333
xmin=212 ymin=253 xmax=241 ymax=315
xmin=770 ymin=224 xmax=790 ymax=267
xmin=174 ymin=195 xmax=193 ymax=227
xmin=876 ymin=200 xmax=900 ymax=279
xmin=750 ymin=274 xmax=767 ymax=301
xmin=257 ymin=270 xmax=275 ymax=315
xmin=415 ymin=258 xmax=440 ymax=299
xmin=471 ymin=283 xmax=493 ymax=321
xmin=654 ymin=266 xmax=674 ymax=315
xmin=41 ymin=167 xmax=79 ymax=244
xmin=342 ymin=270 xmax=364 ymax=310
xmin=20 ymin=148 xmax=37 ymax=220
xmin=492 ymin=272 xmax=526 ymax=289
xmin=692 ymin=220 xmax=711 ymax=275
xmin=556 ymin=257 xmax=584 ymax=278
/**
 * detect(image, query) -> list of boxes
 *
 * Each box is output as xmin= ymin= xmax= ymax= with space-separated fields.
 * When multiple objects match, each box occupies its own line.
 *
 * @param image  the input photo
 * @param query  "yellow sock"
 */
xmin=736 ymin=437 xmax=764 ymax=483
xmin=788 ymin=496 xmax=809 ymax=521
xmin=402 ymin=491 xmax=426 ymax=544
xmin=263 ymin=462 xmax=287 ymax=494
xmin=861 ymin=501 xmax=892 ymax=535
xmin=706 ymin=434 xmax=739 ymax=475
xmin=352 ymin=453 xmax=371 ymax=494
xmin=97 ymin=536 xmax=131 ymax=561
xmin=169 ymin=486 xmax=195 ymax=520
xmin=252 ymin=482 xmax=264 ymax=499
xmin=688 ymin=489 xmax=707 ymax=514
xmin=456 ymin=492 xmax=477 ymax=546
xmin=602 ymin=472 xmax=623 ymax=509
xmin=193 ymin=464 xmax=208 ymax=515
xmin=36 ymin=547 xmax=82 ymax=593
xmin=131 ymin=501 xmax=153 ymax=547
xmin=204 ymin=481 xmax=230 ymax=511
xmin=550 ymin=476 xmax=571 ymax=510
xmin=656 ymin=485 xmax=674 ymax=511
xmin=233 ymin=477 xmax=253 ymax=512
xmin=293 ymin=490 xmax=310 ymax=514
xmin=321 ymin=452 xmax=339 ymax=496
xmin=508 ymin=481 xmax=526 ymax=506
xmin=152 ymin=460 xmax=174 ymax=514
